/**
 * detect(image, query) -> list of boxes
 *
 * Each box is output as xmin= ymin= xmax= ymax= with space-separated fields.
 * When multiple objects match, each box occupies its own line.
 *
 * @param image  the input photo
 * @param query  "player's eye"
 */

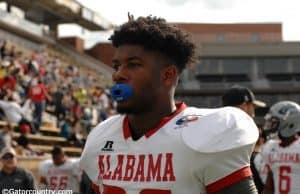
xmin=113 ymin=63 xmax=121 ymax=71
xmin=127 ymin=62 xmax=141 ymax=69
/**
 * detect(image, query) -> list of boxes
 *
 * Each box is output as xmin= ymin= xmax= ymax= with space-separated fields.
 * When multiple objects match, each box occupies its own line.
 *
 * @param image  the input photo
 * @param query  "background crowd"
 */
xmin=0 ymin=40 xmax=116 ymax=154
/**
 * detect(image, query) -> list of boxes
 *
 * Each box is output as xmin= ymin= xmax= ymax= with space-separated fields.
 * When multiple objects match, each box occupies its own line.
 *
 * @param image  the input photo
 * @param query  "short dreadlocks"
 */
xmin=109 ymin=15 xmax=195 ymax=73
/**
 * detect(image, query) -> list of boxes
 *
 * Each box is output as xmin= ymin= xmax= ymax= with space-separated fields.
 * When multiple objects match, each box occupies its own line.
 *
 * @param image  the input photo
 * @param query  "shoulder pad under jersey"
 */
xmin=87 ymin=114 xmax=123 ymax=138
xmin=39 ymin=159 xmax=52 ymax=167
xmin=39 ymin=159 xmax=52 ymax=174
xmin=182 ymin=107 xmax=259 ymax=153
xmin=260 ymin=139 xmax=279 ymax=160
xmin=80 ymin=114 xmax=124 ymax=182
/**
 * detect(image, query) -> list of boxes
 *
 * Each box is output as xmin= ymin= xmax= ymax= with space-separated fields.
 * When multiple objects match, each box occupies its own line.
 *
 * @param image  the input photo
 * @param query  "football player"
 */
xmin=262 ymin=101 xmax=300 ymax=194
xmin=39 ymin=146 xmax=81 ymax=193
xmin=80 ymin=14 xmax=258 ymax=194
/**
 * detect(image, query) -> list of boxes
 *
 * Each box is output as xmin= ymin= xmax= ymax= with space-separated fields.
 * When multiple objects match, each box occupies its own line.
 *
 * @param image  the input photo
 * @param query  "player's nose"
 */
xmin=112 ymin=65 xmax=129 ymax=84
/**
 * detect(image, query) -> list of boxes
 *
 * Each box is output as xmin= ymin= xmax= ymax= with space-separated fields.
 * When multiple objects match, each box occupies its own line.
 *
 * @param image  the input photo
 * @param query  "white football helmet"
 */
xmin=263 ymin=101 xmax=300 ymax=138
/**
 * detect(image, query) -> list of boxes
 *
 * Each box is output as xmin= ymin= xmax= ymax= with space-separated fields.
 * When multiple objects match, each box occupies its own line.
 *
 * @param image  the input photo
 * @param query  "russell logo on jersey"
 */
xmin=101 ymin=141 xmax=114 ymax=152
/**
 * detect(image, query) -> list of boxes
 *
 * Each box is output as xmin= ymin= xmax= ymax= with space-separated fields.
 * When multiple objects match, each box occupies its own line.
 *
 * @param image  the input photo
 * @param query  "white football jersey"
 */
xmin=80 ymin=103 xmax=258 ymax=194
xmin=253 ymin=152 xmax=268 ymax=184
xmin=39 ymin=158 xmax=81 ymax=192
xmin=263 ymin=138 xmax=300 ymax=194
xmin=258 ymin=139 xmax=279 ymax=184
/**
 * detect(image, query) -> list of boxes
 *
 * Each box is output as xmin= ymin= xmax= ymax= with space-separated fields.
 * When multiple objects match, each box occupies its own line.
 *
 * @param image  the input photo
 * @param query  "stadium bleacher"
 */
xmin=0 ymin=1 xmax=115 ymax=184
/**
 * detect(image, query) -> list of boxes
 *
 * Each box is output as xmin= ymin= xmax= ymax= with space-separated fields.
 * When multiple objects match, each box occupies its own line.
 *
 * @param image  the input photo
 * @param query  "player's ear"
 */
xmin=161 ymin=65 xmax=178 ymax=86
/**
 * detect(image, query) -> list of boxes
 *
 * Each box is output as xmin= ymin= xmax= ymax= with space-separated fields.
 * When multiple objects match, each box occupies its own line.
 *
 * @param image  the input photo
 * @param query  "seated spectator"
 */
xmin=70 ymin=98 xmax=82 ymax=121
xmin=73 ymin=85 xmax=87 ymax=105
xmin=16 ymin=124 xmax=43 ymax=156
xmin=0 ymin=95 xmax=24 ymax=125
xmin=0 ymin=95 xmax=35 ymax=133
xmin=0 ymin=63 xmax=6 ymax=79
xmin=68 ymin=128 xmax=82 ymax=147
xmin=82 ymin=107 xmax=92 ymax=133
xmin=16 ymin=124 xmax=31 ymax=150
xmin=20 ymin=99 xmax=34 ymax=123
xmin=0 ymin=124 xmax=13 ymax=150
xmin=60 ymin=117 xmax=72 ymax=139
xmin=0 ymin=40 xmax=7 ymax=59
xmin=0 ymin=73 xmax=16 ymax=92
xmin=93 ymin=87 xmax=110 ymax=122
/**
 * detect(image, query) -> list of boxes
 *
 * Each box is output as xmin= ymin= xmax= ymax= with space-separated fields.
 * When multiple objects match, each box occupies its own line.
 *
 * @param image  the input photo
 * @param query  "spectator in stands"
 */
xmin=222 ymin=85 xmax=266 ymax=118
xmin=68 ymin=122 xmax=83 ymax=148
xmin=28 ymin=76 xmax=48 ymax=132
xmin=12 ymin=59 xmax=21 ymax=75
xmin=70 ymin=98 xmax=82 ymax=121
xmin=0 ymin=40 xmax=7 ymax=59
xmin=20 ymin=98 xmax=34 ymax=123
xmin=59 ymin=92 xmax=73 ymax=119
xmin=0 ymin=62 xmax=6 ymax=79
xmin=60 ymin=116 xmax=72 ymax=139
xmin=27 ymin=59 xmax=39 ymax=76
xmin=0 ymin=72 xmax=16 ymax=92
xmin=47 ymin=84 xmax=65 ymax=120
xmin=81 ymin=107 xmax=92 ymax=133
xmin=0 ymin=41 xmax=116 ymax=142
xmin=93 ymin=86 xmax=110 ymax=122
xmin=16 ymin=124 xmax=43 ymax=156
xmin=0 ymin=147 xmax=36 ymax=190
xmin=6 ymin=45 xmax=17 ymax=60
xmin=0 ymin=94 xmax=34 ymax=132
xmin=16 ymin=124 xmax=31 ymax=152
xmin=0 ymin=95 xmax=24 ymax=125
xmin=73 ymin=85 xmax=87 ymax=105
xmin=0 ymin=124 xmax=13 ymax=150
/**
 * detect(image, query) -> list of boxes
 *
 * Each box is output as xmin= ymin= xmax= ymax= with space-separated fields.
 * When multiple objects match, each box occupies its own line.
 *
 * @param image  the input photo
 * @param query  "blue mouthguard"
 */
xmin=110 ymin=84 xmax=133 ymax=101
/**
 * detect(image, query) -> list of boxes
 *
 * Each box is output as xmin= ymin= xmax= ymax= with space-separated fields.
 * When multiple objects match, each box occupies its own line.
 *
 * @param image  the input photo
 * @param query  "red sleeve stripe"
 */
xmin=206 ymin=166 xmax=253 ymax=194
xmin=92 ymin=183 xmax=100 ymax=193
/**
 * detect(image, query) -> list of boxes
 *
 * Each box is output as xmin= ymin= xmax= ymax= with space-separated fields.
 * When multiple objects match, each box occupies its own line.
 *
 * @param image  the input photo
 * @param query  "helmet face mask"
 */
xmin=263 ymin=101 xmax=300 ymax=138
xmin=263 ymin=114 xmax=280 ymax=134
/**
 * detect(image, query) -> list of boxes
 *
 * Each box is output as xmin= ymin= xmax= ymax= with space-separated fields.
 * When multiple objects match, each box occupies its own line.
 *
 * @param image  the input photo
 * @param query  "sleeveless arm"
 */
xmin=263 ymin=170 xmax=274 ymax=194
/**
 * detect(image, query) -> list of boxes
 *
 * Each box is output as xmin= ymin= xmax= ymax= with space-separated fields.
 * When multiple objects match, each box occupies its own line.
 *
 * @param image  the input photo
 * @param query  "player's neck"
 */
xmin=128 ymin=102 xmax=177 ymax=140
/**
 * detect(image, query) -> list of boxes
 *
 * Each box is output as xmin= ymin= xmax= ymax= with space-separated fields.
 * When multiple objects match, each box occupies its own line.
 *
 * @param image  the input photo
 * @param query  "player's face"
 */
xmin=112 ymin=45 xmax=167 ymax=114
xmin=240 ymin=102 xmax=255 ymax=118
xmin=53 ymin=153 xmax=66 ymax=166
xmin=246 ymin=103 xmax=256 ymax=118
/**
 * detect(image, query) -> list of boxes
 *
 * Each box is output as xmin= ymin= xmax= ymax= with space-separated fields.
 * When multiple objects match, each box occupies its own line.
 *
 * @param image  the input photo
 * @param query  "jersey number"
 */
xmin=50 ymin=176 xmax=68 ymax=190
xmin=279 ymin=166 xmax=291 ymax=194
xmin=102 ymin=184 xmax=171 ymax=194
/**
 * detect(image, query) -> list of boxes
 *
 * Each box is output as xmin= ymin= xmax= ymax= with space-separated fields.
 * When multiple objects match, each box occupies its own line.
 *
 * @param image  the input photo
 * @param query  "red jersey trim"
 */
xmin=123 ymin=102 xmax=187 ymax=139
xmin=91 ymin=183 xmax=100 ymax=193
xmin=206 ymin=166 xmax=252 ymax=194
